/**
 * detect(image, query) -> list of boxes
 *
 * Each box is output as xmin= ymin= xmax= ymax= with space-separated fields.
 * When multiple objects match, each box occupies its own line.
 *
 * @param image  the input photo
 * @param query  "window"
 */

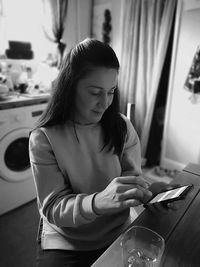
xmin=0 ymin=0 xmax=56 ymax=60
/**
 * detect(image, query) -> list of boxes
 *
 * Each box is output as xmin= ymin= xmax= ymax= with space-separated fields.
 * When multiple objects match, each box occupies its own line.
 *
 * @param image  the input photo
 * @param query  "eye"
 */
xmin=108 ymin=91 xmax=114 ymax=95
xmin=90 ymin=92 xmax=101 ymax=96
xmin=108 ymin=88 xmax=116 ymax=95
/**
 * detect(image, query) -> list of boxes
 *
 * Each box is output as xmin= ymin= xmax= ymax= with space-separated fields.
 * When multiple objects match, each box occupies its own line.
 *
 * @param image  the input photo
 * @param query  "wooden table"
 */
xmin=92 ymin=163 xmax=200 ymax=267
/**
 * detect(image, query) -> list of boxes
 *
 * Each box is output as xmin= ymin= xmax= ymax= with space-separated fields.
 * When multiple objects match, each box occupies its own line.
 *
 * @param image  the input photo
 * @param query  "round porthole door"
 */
xmin=0 ymin=128 xmax=32 ymax=182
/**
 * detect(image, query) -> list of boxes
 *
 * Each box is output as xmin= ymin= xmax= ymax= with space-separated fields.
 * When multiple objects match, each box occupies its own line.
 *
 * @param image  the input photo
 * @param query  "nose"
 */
xmin=98 ymin=93 xmax=109 ymax=110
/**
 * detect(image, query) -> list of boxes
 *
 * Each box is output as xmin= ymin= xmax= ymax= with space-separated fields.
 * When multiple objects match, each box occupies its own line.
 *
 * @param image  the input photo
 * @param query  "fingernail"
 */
xmin=147 ymin=190 xmax=152 ymax=196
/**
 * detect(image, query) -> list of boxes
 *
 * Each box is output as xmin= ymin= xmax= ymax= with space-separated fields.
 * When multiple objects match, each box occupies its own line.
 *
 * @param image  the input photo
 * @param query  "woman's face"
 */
xmin=74 ymin=67 xmax=118 ymax=124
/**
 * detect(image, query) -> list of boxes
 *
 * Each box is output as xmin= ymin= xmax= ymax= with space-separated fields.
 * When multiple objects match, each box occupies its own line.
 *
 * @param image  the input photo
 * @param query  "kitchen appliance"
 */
xmin=0 ymin=102 xmax=47 ymax=215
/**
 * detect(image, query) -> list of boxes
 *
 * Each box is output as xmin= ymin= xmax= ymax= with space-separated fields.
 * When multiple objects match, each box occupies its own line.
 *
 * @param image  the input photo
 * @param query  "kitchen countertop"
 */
xmin=0 ymin=93 xmax=50 ymax=109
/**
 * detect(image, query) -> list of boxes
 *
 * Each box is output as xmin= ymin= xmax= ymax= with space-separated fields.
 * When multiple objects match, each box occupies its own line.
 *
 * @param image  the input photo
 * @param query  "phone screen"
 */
xmin=148 ymin=185 xmax=192 ymax=204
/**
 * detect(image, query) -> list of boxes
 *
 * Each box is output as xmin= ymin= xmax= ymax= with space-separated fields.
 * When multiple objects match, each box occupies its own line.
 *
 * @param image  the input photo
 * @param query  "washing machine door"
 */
xmin=0 ymin=128 xmax=32 ymax=182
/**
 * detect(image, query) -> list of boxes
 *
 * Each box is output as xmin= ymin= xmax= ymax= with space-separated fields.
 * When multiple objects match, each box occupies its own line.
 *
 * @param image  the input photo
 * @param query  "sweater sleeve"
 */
xmin=120 ymin=115 xmax=142 ymax=176
xmin=29 ymin=129 xmax=99 ymax=228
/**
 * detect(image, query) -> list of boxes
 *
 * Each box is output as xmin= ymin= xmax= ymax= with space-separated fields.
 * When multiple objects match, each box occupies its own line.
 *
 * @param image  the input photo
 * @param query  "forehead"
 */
xmin=78 ymin=67 xmax=118 ymax=88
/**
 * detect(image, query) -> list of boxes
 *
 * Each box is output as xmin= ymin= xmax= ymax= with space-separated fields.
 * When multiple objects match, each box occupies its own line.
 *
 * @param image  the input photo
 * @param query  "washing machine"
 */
xmin=0 ymin=102 xmax=47 ymax=215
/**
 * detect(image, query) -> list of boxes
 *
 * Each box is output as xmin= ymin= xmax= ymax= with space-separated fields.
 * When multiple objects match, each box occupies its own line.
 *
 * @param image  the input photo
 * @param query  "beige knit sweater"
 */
xmin=29 ymin=114 xmax=142 ymax=251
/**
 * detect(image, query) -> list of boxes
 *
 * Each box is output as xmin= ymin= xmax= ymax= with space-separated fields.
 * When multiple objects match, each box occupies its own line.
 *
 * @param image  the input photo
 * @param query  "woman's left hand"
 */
xmin=144 ymin=182 xmax=180 ymax=213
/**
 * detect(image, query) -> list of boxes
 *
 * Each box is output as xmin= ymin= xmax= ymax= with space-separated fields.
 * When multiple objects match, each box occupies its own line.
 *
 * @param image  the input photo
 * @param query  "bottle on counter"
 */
xmin=17 ymin=64 xmax=28 ymax=93
xmin=0 ymin=62 xmax=13 ymax=94
xmin=5 ymin=64 xmax=14 ymax=92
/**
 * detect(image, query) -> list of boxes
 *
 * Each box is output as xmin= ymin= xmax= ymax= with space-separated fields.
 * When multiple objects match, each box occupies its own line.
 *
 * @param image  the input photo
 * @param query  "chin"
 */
xmin=90 ymin=118 xmax=101 ymax=124
xmin=92 ymin=113 xmax=103 ymax=123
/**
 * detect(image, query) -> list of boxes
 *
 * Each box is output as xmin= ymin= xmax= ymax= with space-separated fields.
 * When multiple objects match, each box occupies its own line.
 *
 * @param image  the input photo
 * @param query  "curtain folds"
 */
xmin=42 ymin=0 xmax=68 ymax=68
xmin=0 ymin=0 xmax=6 ymax=54
xmin=119 ymin=0 xmax=177 ymax=160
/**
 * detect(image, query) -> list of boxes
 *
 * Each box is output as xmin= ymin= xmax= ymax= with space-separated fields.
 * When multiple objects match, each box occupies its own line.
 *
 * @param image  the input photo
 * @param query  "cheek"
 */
xmin=76 ymin=92 xmax=90 ymax=107
xmin=87 ymin=95 xmax=98 ymax=107
xmin=108 ymin=95 xmax=114 ymax=106
xmin=79 ymin=95 xmax=95 ymax=112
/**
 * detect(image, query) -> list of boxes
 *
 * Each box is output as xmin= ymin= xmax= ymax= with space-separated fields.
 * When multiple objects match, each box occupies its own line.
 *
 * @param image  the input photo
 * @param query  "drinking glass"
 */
xmin=121 ymin=225 xmax=165 ymax=267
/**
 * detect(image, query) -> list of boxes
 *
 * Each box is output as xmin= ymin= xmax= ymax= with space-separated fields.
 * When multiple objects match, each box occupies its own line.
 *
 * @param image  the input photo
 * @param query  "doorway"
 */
xmin=145 ymin=9 xmax=176 ymax=167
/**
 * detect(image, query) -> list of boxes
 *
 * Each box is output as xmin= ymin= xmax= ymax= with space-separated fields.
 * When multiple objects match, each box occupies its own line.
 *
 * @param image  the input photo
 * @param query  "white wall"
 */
xmin=92 ymin=0 xmax=124 ymax=63
xmin=161 ymin=1 xmax=200 ymax=170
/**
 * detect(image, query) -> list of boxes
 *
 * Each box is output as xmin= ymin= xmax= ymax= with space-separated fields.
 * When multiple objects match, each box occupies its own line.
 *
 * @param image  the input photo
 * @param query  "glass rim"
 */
xmin=121 ymin=225 xmax=165 ymax=242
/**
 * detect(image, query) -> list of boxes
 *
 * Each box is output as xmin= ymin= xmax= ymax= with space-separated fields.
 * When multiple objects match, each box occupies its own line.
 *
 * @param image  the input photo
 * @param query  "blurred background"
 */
xmin=0 ymin=0 xmax=200 ymax=266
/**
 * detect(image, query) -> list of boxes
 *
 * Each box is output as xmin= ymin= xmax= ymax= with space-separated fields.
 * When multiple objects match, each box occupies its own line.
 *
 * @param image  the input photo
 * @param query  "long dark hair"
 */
xmin=36 ymin=38 xmax=127 ymax=156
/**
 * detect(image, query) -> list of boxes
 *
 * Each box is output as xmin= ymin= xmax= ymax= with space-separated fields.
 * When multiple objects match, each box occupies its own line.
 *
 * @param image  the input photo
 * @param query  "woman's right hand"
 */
xmin=93 ymin=176 xmax=152 ymax=215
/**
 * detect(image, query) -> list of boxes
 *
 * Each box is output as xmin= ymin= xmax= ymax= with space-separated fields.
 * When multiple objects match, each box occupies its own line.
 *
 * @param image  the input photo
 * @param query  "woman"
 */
xmin=29 ymin=38 xmax=166 ymax=267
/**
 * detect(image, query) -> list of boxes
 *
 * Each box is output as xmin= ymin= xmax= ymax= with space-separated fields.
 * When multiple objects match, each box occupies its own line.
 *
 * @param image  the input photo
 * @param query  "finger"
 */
xmin=138 ymin=186 xmax=152 ymax=200
xmin=165 ymin=202 xmax=178 ymax=210
xmin=118 ymin=176 xmax=148 ymax=189
xmin=122 ymin=186 xmax=152 ymax=202
xmin=159 ymin=201 xmax=178 ymax=212
xmin=165 ymin=184 xmax=180 ymax=191
xmin=156 ymin=202 xmax=169 ymax=212
xmin=119 ymin=187 xmax=143 ymax=201
xmin=123 ymin=198 xmax=142 ymax=208
xmin=118 ymin=183 xmax=150 ymax=194
xmin=146 ymin=201 xmax=178 ymax=213
xmin=148 ymin=182 xmax=169 ymax=195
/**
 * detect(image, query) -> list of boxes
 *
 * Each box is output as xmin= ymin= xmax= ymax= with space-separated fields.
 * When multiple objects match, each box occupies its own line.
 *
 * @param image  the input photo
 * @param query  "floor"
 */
xmin=0 ymin=199 xmax=39 ymax=267
xmin=142 ymin=165 xmax=178 ymax=184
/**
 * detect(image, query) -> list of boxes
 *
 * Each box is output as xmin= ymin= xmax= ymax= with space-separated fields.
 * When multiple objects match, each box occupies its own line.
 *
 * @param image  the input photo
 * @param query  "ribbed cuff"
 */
xmin=91 ymin=192 xmax=101 ymax=216
xmin=81 ymin=193 xmax=100 ymax=221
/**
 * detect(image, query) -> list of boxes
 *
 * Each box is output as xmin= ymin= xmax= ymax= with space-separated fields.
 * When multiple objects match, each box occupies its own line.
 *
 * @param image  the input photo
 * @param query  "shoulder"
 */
xmin=119 ymin=113 xmax=140 ymax=146
xmin=29 ymin=123 xmax=73 ymax=153
xmin=119 ymin=113 xmax=137 ymax=135
xmin=29 ymin=128 xmax=47 ymax=145
xmin=30 ymin=124 xmax=67 ymax=143
xmin=29 ymin=127 xmax=57 ymax=163
xmin=29 ymin=126 xmax=60 ymax=151
xmin=119 ymin=113 xmax=131 ymax=125
xmin=29 ymin=128 xmax=52 ymax=156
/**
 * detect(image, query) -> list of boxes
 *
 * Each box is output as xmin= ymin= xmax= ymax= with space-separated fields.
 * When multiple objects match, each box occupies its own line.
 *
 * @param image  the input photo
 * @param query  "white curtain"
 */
xmin=0 ymin=0 xmax=6 ymax=54
xmin=119 ymin=0 xmax=177 ymax=161
xmin=42 ymin=0 xmax=68 ymax=68
xmin=63 ymin=0 xmax=92 ymax=55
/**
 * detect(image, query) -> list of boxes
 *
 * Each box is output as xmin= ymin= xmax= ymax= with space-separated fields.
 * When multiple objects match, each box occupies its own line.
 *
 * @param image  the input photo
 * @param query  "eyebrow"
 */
xmin=87 ymin=85 xmax=117 ymax=90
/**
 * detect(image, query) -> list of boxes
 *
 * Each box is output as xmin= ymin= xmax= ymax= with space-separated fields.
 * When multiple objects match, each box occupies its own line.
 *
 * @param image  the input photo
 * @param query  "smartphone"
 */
xmin=144 ymin=184 xmax=193 ymax=207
